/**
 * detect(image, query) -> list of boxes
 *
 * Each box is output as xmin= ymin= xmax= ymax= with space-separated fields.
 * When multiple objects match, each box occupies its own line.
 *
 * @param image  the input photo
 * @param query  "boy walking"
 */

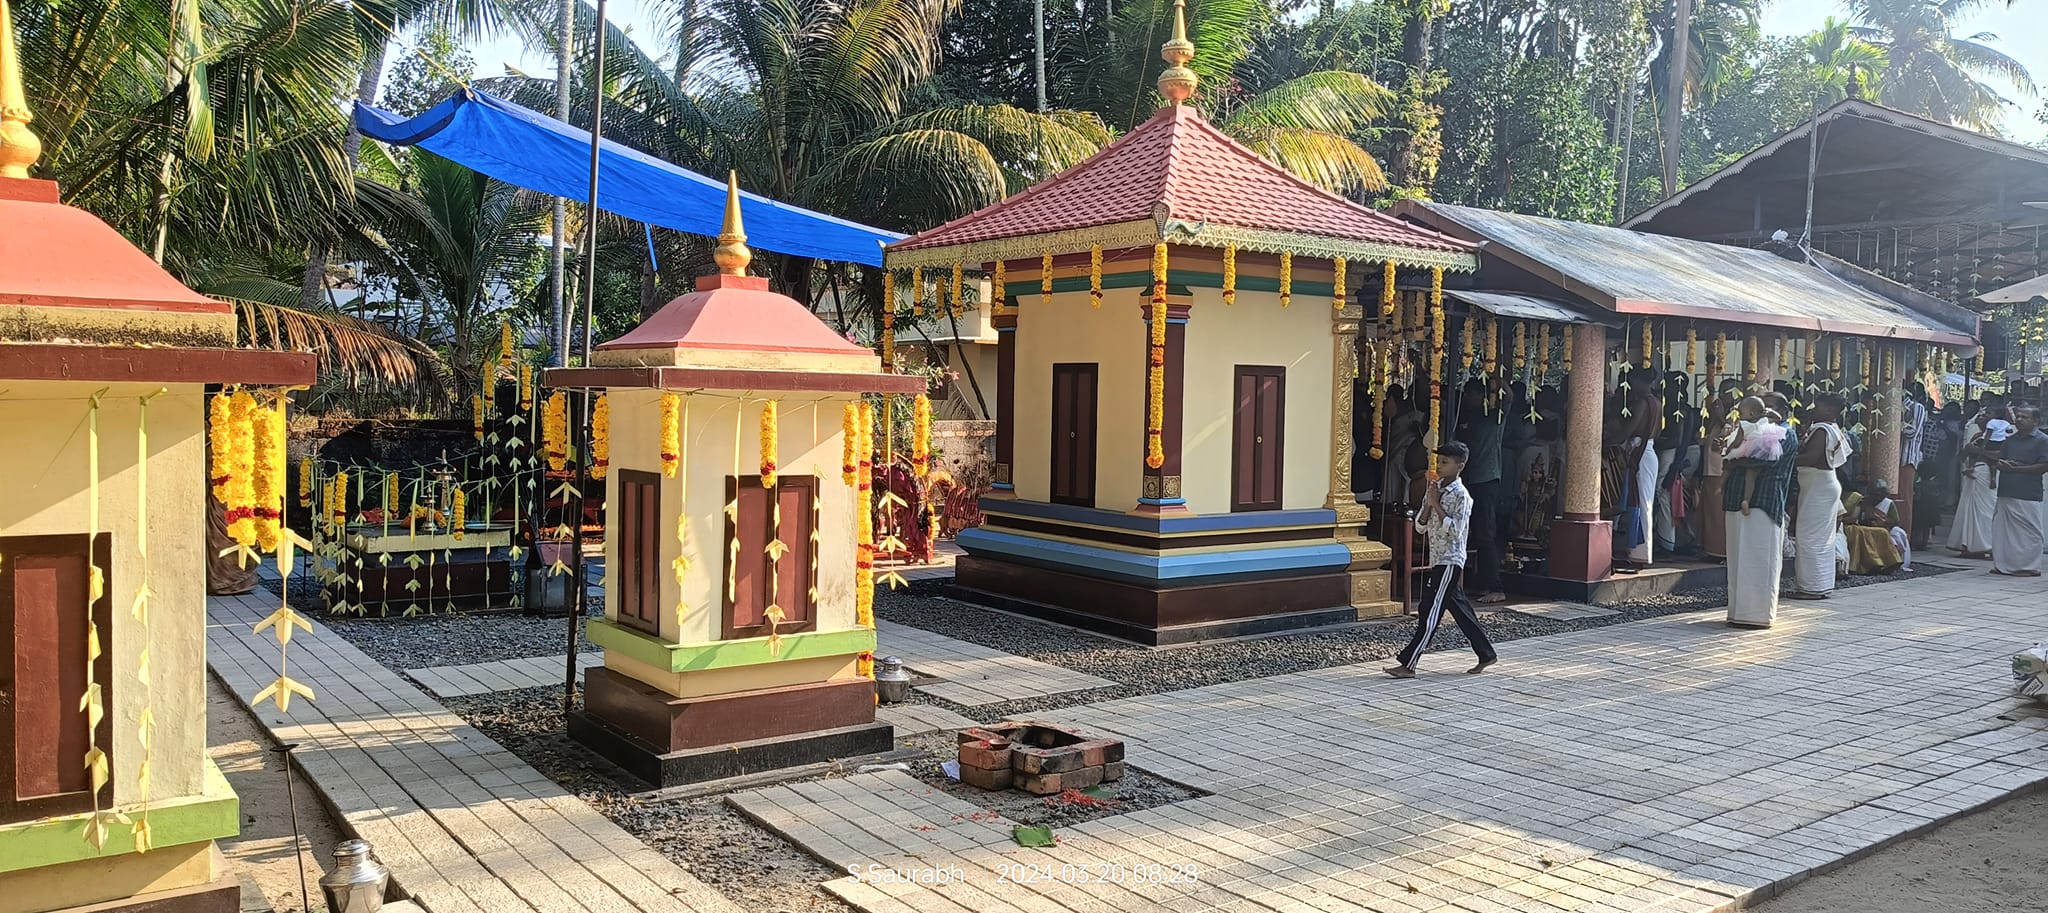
xmin=1387 ymin=442 xmax=1500 ymax=678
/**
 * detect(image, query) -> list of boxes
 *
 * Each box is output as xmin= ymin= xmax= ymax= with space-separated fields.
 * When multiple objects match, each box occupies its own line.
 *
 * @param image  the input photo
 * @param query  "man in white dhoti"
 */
xmin=1789 ymin=394 xmax=1851 ymax=600
xmin=1724 ymin=415 xmax=1797 ymax=629
xmin=1992 ymin=406 xmax=2048 ymax=577
xmin=1950 ymin=396 xmax=2005 ymax=558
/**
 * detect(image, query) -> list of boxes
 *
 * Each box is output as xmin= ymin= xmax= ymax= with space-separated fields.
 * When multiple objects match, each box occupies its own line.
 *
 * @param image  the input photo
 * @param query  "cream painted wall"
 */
xmin=1180 ymin=287 xmax=1336 ymax=514
xmin=604 ymin=389 xmax=859 ymax=649
xmin=0 ymin=382 xmax=209 ymax=805
xmin=1012 ymin=286 xmax=1146 ymax=508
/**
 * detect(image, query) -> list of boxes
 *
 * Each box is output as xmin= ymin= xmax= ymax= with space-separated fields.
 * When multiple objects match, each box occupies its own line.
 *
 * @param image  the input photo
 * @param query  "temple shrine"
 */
xmin=885 ymin=0 xmax=1477 ymax=644
xmin=0 ymin=0 xmax=317 ymax=907
xmin=547 ymin=177 xmax=922 ymax=787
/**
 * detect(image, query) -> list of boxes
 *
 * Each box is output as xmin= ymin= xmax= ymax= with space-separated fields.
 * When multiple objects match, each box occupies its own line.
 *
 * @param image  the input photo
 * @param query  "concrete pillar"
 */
xmin=1136 ymin=299 xmax=1190 ymax=514
xmin=990 ymin=311 xmax=1016 ymax=498
xmin=1551 ymin=322 xmax=1613 ymax=582
xmin=1870 ymin=356 xmax=1902 ymax=492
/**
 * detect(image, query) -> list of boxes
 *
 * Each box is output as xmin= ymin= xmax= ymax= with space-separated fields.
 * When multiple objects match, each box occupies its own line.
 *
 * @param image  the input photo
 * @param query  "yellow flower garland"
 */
xmin=1089 ymin=245 xmax=1104 ymax=308
xmin=253 ymin=398 xmax=285 ymax=553
xmin=1462 ymin=309 xmax=1476 ymax=365
xmin=1537 ymin=323 xmax=1552 ymax=387
xmin=1332 ymin=257 xmax=1348 ymax=312
xmin=1778 ymin=336 xmax=1791 ymax=376
xmin=912 ymin=393 xmax=931 ymax=479
xmin=1279 ymin=251 xmax=1292 ymax=308
xmin=450 ymin=486 xmax=466 ymax=540
xmin=1380 ymin=259 xmax=1396 ymax=318
xmin=543 ymin=391 xmax=569 ymax=472
xmin=1484 ymin=315 xmax=1499 ymax=377
xmin=1147 ymin=243 xmax=1168 ymax=470
xmin=1221 ymin=245 xmax=1236 ymax=305
xmin=1686 ymin=328 xmax=1698 ymax=377
xmin=1513 ymin=321 xmax=1527 ymax=373
xmin=855 ymin=400 xmax=875 ymax=671
xmin=228 ymin=391 xmax=257 ymax=547
xmin=1641 ymin=320 xmax=1654 ymax=369
xmin=882 ymin=269 xmax=897 ymax=365
xmin=1429 ymin=267 xmax=1446 ymax=473
xmin=330 ymin=470 xmax=349 ymax=531
xmin=591 ymin=394 xmax=610 ymax=479
xmin=1562 ymin=323 xmax=1574 ymax=375
xmin=1041 ymin=251 xmax=1054 ymax=309
xmin=759 ymin=400 xmax=778 ymax=488
xmin=209 ymin=393 xmax=233 ymax=502
xmin=385 ymin=471 xmax=401 ymax=517
xmin=498 ymin=322 xmax=514 ymax=371
xmin=950 ymin=262 xmax=964 ymax=318
xmin=1830 ymin=338 xmax=1843 ymax=382
xmin=911 ymin=266 xmax=924 ymax=316
xmin=520 ymin=364 xmax=534 ymax=410
xmin=841 ymin=403 xmax=859 ymax=486
xmin=991 ymin=259 xmax=1006 ymax=317
xmin=658 ymin=392 xmax=681 ymax=478
xmin=1711 ymin=333 xmax=1726 ymax=390
xmin=472 ymin=394 xmax=485 ymax=441
xmin=299 ymin=456 xmax=314 ymax=509
xmin=1746 ymin=332 xmax=1760 ymax=380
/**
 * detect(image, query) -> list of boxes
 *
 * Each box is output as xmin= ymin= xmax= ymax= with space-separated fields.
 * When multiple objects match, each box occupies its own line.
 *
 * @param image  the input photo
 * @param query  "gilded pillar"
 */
xmin=1329 ymin=299 xmax=1392 ymax=615
xmin=990 ymin=310 xmax=1017 ymax=498
xmin=1135 ymin=298 xmax=1190 ymax=513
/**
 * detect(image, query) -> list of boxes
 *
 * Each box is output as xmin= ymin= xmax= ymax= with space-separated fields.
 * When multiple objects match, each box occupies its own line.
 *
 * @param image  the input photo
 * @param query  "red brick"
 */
xmin=1102 ymin=761 xmax=1126 ymax=782
xmin=1013 ymin=746 xmax=1083 ymax=775
xmin=1064 ymin=765 xmax=1104 ymax=790
xmin=1016 ymin=770 xmax=1064 ymax=795
xmin=958 ymin=738 xmax=1012 ymax=771
xmin=959 ymin=763 xmax=1013 ymax=790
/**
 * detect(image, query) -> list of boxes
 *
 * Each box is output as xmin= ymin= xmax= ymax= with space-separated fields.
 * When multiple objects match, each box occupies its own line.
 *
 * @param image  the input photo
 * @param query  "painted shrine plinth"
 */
xmin=884 ymin=2 xmax=1476 ymax=644
xmin=0 ymin=22 xmax=317 ymax=908
xmin=547 ymin=180 xmax=922 ymax=787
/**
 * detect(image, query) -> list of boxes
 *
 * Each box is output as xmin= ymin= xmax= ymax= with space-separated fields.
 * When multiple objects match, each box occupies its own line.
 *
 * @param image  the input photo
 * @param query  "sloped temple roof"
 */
xmin=1397 ymin=201 xmax=1978 ymax=347
xmin=886 ymin=104 xmax=1476 ymax=272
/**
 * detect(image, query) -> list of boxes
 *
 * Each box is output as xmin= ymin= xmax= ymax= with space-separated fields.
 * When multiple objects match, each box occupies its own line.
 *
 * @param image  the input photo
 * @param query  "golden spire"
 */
xmin=1157 ymin=0 xmax=1198 ymax=105
xmin=713 ymin=170 xmax=751 ymax=277
xmin=0 ymin=0 xmax=42 ymax=179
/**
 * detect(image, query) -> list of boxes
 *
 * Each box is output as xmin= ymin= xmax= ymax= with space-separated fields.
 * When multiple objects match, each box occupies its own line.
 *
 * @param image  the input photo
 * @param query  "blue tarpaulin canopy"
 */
xmin=354 ymin=90 xmax=901 ymax=266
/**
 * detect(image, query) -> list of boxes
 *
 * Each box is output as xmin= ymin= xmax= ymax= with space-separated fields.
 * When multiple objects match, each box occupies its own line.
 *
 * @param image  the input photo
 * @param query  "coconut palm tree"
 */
xmin=1845 ymin=0 xmax=2035 ymax=130
xmin=1802 ymin=17 xmax=1888 ymax=107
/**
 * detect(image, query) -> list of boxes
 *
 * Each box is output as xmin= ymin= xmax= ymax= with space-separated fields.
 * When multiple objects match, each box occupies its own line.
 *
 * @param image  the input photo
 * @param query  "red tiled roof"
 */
xmin=889 ymin=105 xmax=1471 ymax=258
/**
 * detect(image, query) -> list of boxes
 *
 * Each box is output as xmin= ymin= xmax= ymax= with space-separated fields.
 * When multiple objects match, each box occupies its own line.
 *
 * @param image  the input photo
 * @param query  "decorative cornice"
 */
xmin=885 ymin=218 xmax=1478 ymax=274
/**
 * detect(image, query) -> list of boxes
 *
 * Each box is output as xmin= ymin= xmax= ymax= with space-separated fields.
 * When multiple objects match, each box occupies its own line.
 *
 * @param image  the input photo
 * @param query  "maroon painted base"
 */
xmin=1547 ymin=518 xmax=1614 ymax=583
xmin=582 ymin=667 xmax=876 ymax=752
xmin=48 ymin=875 xmax=240 ymax=913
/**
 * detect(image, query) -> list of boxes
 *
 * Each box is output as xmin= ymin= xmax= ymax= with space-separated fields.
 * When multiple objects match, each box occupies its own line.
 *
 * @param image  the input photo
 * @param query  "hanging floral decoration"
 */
xmin=209 ymin=393 xmax=233 ymax=502
xmin=1830 ymin=339 xmax=1843 ymax=383
xmin=1221 ymin=245 xmax=1236 ymax=305
xmin=76 ymin=391 xmax=113 ymax=847
xmin=1279 ymin=251 xmax=1293 ymax=308
xmin=1462 ymin=308 xmax=1476 ymax=365
xmin=472 ymin=395 xmax=486 ymax=441
xmin=1041 ymin=251 xmax=1054 ymax=309
xmin=327 ymin=470 xmax=349 ymax=532
xmin=542 ymin=391 xmax=569 ymax=471
xmin=1428 ymin=267 xmax=1446 ymax=473
xmin=841 ymin=403 xmax=859 ymax=486
xmin=950 ymin=262 xmax=964 ymax=319
xmin=1512 ymin=321 xmax=1527 ymax=374
xmin=991 ymin=259 xmax=1005 ymax=318
xmin=759 ymin=400 xmax=779 ymax=488
xmin=253 ymin=399 xmax=285 ymax=552
xmin=226 ymin=391 xmax=258 ymax=549
xmin=385 ymin=472 xmax=401 ymax=518
xmin=128 ymin=388 xmax=167 ymax=852
xmin=1332 ymin=257 xmax=1348 ymax=312
xmin=1711 ymin=333 xmax=1726 ymax=390
xmin=1369 ymin=343 xmax=1387 ymax=461
xmin=1640 ymin=320 xmax=1654 ymax=370
xmin=1778 ymin=336 xmax=1791 ymax=376
xmin=881 ymin=269 xmax=897 ymax=365
xmin=1745 ymin=332 xmax=1759 ymax=380
xmin=498 ymin=322 xmax=515 ymax=372
xmin=670 ymin=394 xmax=692 ymax=628
xmin=1146 ymin=243 xmax=1168 ymax=470
xmin=299 ymin=457 xmax=314 ymax=509
xmin=854 ymin=400 xmax=876 ymax=677
xmin=1089 ymin=245 xmax=1104 ymax=308
xmin=519 ymin=364 xmax=535 ymax=410
xmin=1536 ymin=322 xmax=1552 ymax=387
xmin=450 ymin=486 xmax=467 ymax=541
xmin=910 ymin=267 xmax=924 ymax=316
xmin=912 ymin=394 xmax=932 ymax=479
xmin=590 ymin=394 xmax=610 ymax=479
xmin=1562 ymin=323 xmax=1574 ymax=375
xmin=1686 ymin=328 xmax=1699 ymax=377
xmin=1484 ymin=315 xmax=1500 ymax=378
xmin=658 ymin=392 xmax=681 ymax=477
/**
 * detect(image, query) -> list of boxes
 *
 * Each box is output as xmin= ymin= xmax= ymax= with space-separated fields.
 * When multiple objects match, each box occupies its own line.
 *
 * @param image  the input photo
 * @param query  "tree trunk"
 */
xmin=1660 ymin=0 xmax=1692 ymax=197
xmin=299 ymin=39 xmax=389 ymax=310
xmin=1386 ymin=6 xmax=1436 ymax=194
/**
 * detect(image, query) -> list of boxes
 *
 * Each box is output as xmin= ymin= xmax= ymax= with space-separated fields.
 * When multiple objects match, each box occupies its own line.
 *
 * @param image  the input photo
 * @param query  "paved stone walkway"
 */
xmin=207 ymin=589 xmax=743 ymax=913
xmin=406 ymin=652 xmax=604 ymax=698
xmin=1508 ymin=600 xmax=1622 ymax=621
xmin=877 ymin=702 xmax=983 ymax=737
xmin=878 ymin=619 xmax=1116 ymax=706
xmin=752 ymin=571 xmax=2047 ymax=913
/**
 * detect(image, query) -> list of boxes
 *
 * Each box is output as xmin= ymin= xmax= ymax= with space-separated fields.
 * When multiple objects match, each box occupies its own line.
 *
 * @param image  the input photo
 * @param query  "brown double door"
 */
xmin=1050 ymin=364 xmax=1098 ymax=507
xmin=1232 ymin=366 xmax=1285 ymax=512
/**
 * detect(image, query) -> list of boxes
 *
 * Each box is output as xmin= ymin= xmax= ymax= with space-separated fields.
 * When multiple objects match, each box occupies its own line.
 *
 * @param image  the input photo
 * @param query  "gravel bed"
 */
xmin=270 ymin=561 xmax=604 ymax=670
xmin=875 ymin=563 xmax=1963 ymax=722
xmin=896 ymin=733 xmax=1202 ymax=829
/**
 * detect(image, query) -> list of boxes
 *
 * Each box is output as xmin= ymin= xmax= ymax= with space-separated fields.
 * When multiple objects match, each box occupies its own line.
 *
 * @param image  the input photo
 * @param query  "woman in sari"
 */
xmin=1842 ymin=480 xmax=1909 ymax=575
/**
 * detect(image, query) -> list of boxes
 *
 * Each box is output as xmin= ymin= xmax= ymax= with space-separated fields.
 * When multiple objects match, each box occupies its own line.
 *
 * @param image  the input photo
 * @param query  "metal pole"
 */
xmin=270 ymin=744 xmax=312 ymax=913
xmin=564 ymin=0 xmax=609 ymax=720
xmin=552 ymin=0 xmax=575 ymax=366
xmin=1033 ymin=0 xmax=1047 ymax=112
xmin=1661 ymin=0 xmax=1691 ymax=197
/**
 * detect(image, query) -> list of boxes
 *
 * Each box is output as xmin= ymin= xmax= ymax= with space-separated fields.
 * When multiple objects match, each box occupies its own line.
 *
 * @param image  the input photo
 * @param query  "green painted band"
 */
xmin=0 ymin=761 xmax=239 ymax=874
xmin=586 ymin=619 xmax=877 ymax=673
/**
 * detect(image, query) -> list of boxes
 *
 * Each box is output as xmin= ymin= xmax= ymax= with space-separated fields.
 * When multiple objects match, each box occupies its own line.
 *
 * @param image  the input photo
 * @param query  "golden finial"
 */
xmin=713 ymin=170 xmax=751 ymax=277
xmin=1157 ymin=0 xmax=1198 ymax=105
xmin=0 ymin=0 xmax=42 ymax=179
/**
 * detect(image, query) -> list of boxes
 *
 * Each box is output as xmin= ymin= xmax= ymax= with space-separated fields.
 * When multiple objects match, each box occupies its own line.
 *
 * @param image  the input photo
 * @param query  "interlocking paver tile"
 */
xmin=877 ymin=619 xmax=1115 ymax=705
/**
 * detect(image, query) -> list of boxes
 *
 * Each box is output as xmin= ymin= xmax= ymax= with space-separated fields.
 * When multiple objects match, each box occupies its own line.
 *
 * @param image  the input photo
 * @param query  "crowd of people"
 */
xmin=1362 ymin=363 xmax=2048 ymax=629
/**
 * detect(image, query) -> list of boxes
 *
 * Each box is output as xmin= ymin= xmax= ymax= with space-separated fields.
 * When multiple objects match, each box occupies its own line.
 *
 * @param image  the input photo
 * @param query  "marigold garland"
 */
xmin=1513 ymin=321 xmax=1527 ymax=373
xmin=1562 ymin=323 xmax=1574 ymax=375
xmin=1462 ymin=310 xmax=1476 ymax=365
xmin=882 ymin=270 xmax=897 ymax=364
xmin=1428 ymin=267 xmax=1446 ymax=473
xmin=911 ymin=266 xmax=924 ymax=316
xmin=1041 ymin=251 xmax=1054 ymax=309
xmin=519 ymin=364 xmax=534 ymax=410
xmin=1279 ymin=251 xmax=1293 ymax=308
xmin=1146 ymin=243 xmax=1168 ymax=470
xmin=1332 ymin=257 xmax=1348 ymax=311
xmin=498 ymin=322 xmax=514 ymax=371
xmin=590 ymin=394 xmax=610 ymax=479
xmin=1535 ymin=323 xmax=1551 ymax=386
xmin=912 ymin=393 xmax=932 ymax=479
xmin=854 ymin=400 xmax=876 ymax=664
xmin=759 ymin=400 xmax=779 ymax=488
xmin=299 ymin=457 xmax=314 ymax=509
xmin=1778 ymin=336 xmax=1791 ymax=376
xmin=1221 ymin=245 xmax=1235 ymax=305
xmin=1830 ymin=338 xmax=1843 ymax=382
xmin=658 ymin=392 xmax=681 ymax=478
xmin=1380 ymin=259 xmax=1396 ymax=317
xmin=1641 ymin=320 xmax=1654 ymax=369
xmin=1089 ymin=245 xmax=1104 ymax=307
xmin=253 ymin=398 xmax=285 ymax=552
xmin=329 ymin=470 xmax=349 ymax=531
xmin=209 ymin=393 xmax=233 ymax=502
xmin=841 ymin=403 xmax=859 ymax=486
xmin=385 ymin=472 xmax=401 ymax=518
xmin=1746 ymin=332 xmax=1759 ymax=380
xmin=1711 ymin=333 xmax=1726 ymax=390
xmin=542 ymin=391 xmax=568 ymax=471
xmin=991 ymin=259 xmax=1006 ymax=316
xmin=450 ymin=486 xmax=466 ymax=540
xmin=1686 ymin=328 xmax=1699 ymax=377
xmin=950 ymin=262 xmax=964 ymax=318
xmin=227 ymin=391 xmax=257 ymax=548
xmin=1484 ymin=315 xmax=1500 ymax=377
xmin=472 ymin=394 xmax=485 ymax=441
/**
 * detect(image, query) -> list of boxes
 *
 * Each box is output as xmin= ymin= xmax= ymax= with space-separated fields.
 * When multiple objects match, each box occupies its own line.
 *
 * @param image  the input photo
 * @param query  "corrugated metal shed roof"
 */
xmin=1397 ymin=202 xmax=1978 ymax=347
xmin=1443 ymin=290 xmax=1617 ymax=326
xmin=1979 ymin=272 xmax=2048 ymax=305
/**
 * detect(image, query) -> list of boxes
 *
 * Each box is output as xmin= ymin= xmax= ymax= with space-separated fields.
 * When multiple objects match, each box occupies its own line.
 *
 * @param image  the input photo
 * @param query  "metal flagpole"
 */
xmin=552 ymin=0 xmax=575 ymax=366
xmin=564 ymin=0 xmax=610 ymax=719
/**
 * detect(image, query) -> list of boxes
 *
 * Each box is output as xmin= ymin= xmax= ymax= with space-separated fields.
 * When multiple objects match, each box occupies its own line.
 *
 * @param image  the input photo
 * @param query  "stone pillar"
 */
xmin=1550 ymin=322 xmax=1613 ymax=582
xmin=1135 ymin=299 xmax=1190 ymax=514
xmin=1870 ymin=367 xmax=1902 ymax=492
xmin=1329 ymin=300 xmax=1394 ymax=617
xmin=990 ymin=311 xmax=1017 ymax=499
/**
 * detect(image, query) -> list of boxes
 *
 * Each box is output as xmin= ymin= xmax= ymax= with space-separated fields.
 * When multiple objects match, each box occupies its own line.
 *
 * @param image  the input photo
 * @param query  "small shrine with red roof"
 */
xmin=886 ymin=0 xmax=1477 ymax=644
xmin=0 ymin=0 xmax=315 ymax=907
xmin=547 ymin=176 xmax=922 ymax=787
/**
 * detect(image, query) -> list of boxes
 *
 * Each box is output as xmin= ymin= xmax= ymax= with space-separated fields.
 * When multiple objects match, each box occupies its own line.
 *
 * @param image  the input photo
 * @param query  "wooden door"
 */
xmin=615 ymin=470 xmax=661 ymax=635
xmin=1 ymin=533 xmax=113 ymax=824
xmin=724 ymin=475 xmax=818 ymax=639
xmin=1232 ymin=366 xmax=1286 ymax=512
xmin=1050 ymin=364 xmax=1098 ymax=507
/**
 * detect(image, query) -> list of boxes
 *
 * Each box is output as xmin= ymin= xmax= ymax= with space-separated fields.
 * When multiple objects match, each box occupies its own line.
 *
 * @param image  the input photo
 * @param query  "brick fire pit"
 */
xmin=957 ymin=722 xmax=1124 ymax=795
